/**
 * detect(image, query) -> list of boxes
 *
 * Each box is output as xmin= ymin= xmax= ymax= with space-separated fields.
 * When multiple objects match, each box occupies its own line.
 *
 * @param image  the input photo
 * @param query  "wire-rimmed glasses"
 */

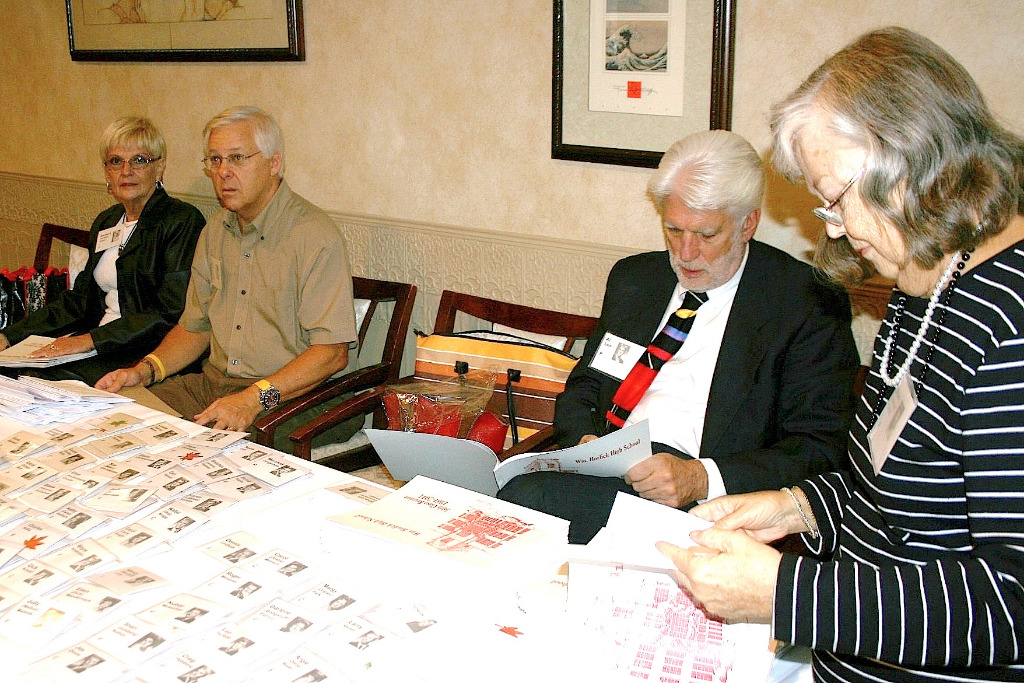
xmin=813 ymin=166 xmax=865 ymax=226
xmin=201 ymin=151 xmax=261 ymax=174
xmin=103 ymin=155 xmax=161 ymax=170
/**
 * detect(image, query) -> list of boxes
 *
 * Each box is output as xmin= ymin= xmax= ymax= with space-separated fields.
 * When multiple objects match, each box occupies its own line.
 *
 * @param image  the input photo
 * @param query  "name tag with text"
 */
xmin=589 ymin=332 xmax=645 ymax=381
xmin=95 ymin=226 xmax=124 ymax=253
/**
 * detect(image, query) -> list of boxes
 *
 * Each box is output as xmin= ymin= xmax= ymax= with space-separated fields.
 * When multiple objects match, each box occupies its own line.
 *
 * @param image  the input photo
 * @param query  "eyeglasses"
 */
xmin=202 ymin=151 xmax=261 ymax=173
xmin=103 ymin=155 xmax=161 ymax=170
xmin=813 ymin=166 xmax=865 ymax=226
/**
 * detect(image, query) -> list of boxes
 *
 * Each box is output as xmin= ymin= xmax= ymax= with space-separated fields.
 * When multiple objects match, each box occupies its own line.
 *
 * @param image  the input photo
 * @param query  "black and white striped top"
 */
xmin=774 ymin=243 xmax=1024 ymax=682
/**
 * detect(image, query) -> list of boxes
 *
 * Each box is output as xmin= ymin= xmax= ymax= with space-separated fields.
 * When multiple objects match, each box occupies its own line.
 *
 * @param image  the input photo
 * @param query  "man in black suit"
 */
xmin=498 ymin=130 xmax=858 ymax=543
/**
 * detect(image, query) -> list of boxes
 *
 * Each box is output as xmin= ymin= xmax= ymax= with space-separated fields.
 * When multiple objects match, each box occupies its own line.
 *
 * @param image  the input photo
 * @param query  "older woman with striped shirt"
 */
xmin=658 ymin=27 xmax=1024 ymax=683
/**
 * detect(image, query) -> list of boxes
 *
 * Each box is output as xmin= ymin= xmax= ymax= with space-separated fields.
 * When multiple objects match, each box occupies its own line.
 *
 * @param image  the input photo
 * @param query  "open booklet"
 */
xmin=0 ymin=335 xmax=98 ymax=368
xmin=366 ymin=420 xmax=652 ymax=496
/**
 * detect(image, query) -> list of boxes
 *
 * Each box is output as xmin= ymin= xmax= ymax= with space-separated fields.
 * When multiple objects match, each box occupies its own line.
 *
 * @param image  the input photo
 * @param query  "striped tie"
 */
xmin=605 ymin=290 xmax=708 ymax=428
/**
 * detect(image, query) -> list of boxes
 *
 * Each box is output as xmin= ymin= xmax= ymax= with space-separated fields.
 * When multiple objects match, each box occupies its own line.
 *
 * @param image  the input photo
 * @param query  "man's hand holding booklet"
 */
xmin=366 ymin=420 xmax=653 ymax=496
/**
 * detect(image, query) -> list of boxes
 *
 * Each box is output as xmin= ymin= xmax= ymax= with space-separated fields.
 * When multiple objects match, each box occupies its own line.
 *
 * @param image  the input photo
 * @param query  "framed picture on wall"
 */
xmin=65 ymin=0 xmax=304 ymax=61
xmin=552 ymin=0 xmax=735 ymax=168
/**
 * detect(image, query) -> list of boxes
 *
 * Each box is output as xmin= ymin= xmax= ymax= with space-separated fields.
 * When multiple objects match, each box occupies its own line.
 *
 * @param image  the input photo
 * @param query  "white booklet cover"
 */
xmin=366 ymin=419 xmax=652 ymax=496
xmin=329 ymin=476 xmax=569 ymax=573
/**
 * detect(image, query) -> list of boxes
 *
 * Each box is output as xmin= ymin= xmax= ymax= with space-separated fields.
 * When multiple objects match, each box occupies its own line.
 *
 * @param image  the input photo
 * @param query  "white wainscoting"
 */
xmin=0 ymin=171 xmax=883 ymax=367
xmin=0 ymin=171 xmax=628 ymax=337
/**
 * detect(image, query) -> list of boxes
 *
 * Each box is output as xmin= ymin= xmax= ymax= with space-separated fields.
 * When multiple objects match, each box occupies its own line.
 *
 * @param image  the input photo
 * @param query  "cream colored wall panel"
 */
xmin=0 ymin=219 xmax=39 ymax=268
xmin=0 ymin=171 xmax=626 ymax=321
xmin=0 ymin=172 xmax=888 ymax=364
xmin=2 ymin=2 xmax=1018 ymax=365
xmin=2 ymin=2 xmax=1020 ymax=255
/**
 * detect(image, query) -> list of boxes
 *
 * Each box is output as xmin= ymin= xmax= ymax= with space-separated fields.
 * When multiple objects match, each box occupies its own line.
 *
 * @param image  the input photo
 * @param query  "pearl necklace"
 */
xmin=878 ymin=251 xmax=968 ymax=388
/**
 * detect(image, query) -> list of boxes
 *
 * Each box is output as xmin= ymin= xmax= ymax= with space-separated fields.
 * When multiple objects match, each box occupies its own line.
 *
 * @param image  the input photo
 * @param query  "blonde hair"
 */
xmin=100 ymin=116 xmax=165 ymax=161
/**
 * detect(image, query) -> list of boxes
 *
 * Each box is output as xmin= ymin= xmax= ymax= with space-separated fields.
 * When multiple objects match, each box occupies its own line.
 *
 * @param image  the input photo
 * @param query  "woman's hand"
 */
xmin=657 ymin=527 xmax=781 ymax=623
xmin=690 ymin=490 xmax=808 ymax=543
xmin=28 ymin=334 xmax=95 ymax=359
xmin=0 ymin=335 xmax=9 ymax=351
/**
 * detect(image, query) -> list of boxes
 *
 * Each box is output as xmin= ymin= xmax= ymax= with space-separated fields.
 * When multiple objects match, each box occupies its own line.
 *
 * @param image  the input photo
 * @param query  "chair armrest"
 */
xmin=250 ymin=363 xmax=390 ymax=449
xmin=286 ymin=386 xmax=389 ymax=461
xmin=498 ymin=425 xmax=559 ymax=461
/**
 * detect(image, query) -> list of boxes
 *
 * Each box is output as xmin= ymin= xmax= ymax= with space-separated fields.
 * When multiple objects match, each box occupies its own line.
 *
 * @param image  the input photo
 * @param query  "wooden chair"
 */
xmin=251 ymin=277 xmax=417 ymax=460
xmin=434 ymin=291 xmax=598 ymax=454
xmin=34 ymin=223 xmax=90 ymax=271
xmin=291 ymin=290 xmax=598 ymax=471
xmin=433 ymin=291 xmax=596 ymax=353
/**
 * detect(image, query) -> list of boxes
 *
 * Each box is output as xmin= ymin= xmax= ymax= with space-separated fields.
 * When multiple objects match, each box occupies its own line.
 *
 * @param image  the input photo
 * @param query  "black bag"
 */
xmin=0 ymin=269 xmax=27 ymax=329
xmin=26 ymin=267 xmax=69 ymax=314
xmin=0 ymin=266 xmax=69 ymax=329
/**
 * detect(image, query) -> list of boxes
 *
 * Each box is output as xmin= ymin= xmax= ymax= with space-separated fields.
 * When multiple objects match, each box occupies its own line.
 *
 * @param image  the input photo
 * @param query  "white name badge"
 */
xmin=589 ymin=332 xmax=645 ymax=381
xmin=209 ymin=257 xmax=223 ymax=291
xmin=94 ymin=226 xmax=124 ymax=253
xmin=867 ymin=374 xmax=918 ymax=475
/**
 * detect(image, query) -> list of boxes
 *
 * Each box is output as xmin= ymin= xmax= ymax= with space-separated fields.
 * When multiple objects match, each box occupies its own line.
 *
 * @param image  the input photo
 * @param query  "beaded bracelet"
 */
xmin=143 ymin=353 xmax=167 ymax=383
xmin=782 ymin=487 xmax=819 ymax=539
xmin=139 ymin=357 xmax=158 ymax=386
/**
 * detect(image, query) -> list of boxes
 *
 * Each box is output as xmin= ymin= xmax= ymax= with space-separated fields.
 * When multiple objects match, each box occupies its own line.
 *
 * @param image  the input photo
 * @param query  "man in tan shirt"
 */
xmin=97 ymin=106 xmax=356 ymax=432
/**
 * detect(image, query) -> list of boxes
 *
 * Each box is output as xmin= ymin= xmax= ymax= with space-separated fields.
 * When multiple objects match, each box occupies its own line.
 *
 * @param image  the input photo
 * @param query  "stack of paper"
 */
xmin=0 ymin=336 xmax=97 ymax=368
xmin=566 ymin=493 xmax=775 ymax=683
xmin=0 ymin=376 xmax=132 ymax=426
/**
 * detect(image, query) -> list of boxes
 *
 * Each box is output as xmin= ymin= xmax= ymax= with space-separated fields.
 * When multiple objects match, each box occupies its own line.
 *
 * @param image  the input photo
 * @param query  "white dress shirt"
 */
xmin=624 ymin=247 xmax=748 ymax=501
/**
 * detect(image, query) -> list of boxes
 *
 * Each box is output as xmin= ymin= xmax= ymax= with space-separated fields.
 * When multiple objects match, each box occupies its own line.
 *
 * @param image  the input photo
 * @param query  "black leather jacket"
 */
xmin=3 ymin=187 xmax=205 ymax=356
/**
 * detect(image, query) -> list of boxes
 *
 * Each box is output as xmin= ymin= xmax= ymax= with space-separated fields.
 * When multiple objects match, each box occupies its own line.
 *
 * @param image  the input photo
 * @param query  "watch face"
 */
xmin=260 ymin=386 xmax=281 ymax=410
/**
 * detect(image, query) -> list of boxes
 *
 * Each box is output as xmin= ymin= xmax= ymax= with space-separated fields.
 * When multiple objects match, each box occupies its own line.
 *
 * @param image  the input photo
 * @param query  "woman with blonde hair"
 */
xmin=0 ymin=116 xmax=204 ymax=384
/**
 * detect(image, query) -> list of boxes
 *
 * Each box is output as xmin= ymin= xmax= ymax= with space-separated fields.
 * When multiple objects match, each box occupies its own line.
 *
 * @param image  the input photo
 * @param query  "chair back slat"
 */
xmin=434 ymin=290 xmax=596 ymax=352
xmin=352 ymin=277 xmax=417 ymax=385
xmin=418 ymin=290 xmax=598 ymax=451
xmin=34 ymin=223 xmax=90 ymax=271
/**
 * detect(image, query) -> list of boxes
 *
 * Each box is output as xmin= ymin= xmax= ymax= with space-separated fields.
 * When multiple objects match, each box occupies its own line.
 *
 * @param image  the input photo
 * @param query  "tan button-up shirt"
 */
xmin=182 ymin=180 xmax=356 ymax=378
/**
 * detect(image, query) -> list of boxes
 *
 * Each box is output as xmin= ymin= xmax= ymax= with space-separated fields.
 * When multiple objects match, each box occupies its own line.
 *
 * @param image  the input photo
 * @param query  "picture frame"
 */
xmin=65 ymin=0 xmax=304 ymax=62
xmin=552 ymin=0 xmax=735 ymax=168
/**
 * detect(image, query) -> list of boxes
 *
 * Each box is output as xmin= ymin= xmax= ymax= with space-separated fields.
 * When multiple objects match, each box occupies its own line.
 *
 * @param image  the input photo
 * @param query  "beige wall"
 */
xmin=2 ymin=1 xmax=1022 ymax=330
xmin=3 ymin=2 xmax=1023 ymax=247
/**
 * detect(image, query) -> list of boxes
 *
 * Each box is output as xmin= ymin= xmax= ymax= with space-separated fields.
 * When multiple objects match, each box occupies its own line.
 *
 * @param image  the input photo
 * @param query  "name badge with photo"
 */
xmin=210 ymin=258 xmax=223 ymax=291
xmin=867 ymin=375 xmax=918 ymax=475
xmin=589 ymin=332 xmax=645 ymax=381
xmin=95 ymin=226 xmax=124 ymax=253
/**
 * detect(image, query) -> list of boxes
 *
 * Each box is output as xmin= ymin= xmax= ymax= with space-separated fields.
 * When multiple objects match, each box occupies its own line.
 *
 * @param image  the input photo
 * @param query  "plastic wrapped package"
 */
xmin=382 ymin=370 xmax=509 ymax=453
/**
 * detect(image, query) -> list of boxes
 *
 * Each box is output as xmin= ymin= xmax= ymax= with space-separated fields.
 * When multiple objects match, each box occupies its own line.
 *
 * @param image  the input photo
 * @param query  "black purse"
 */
xmin=0 ymin=268 xmax=27 ymax=329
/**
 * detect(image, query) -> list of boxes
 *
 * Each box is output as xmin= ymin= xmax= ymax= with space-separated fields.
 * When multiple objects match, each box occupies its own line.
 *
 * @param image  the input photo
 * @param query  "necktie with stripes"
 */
xmin=605 ymin=290 xmax=708 ymax=428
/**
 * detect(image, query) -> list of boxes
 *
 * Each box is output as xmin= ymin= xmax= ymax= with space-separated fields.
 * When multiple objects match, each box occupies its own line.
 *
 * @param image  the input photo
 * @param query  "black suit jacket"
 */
xmin=553 ymin=241 xmax=859 ymax=494
xmin=2 ymin=188 xmax=205 ymax=383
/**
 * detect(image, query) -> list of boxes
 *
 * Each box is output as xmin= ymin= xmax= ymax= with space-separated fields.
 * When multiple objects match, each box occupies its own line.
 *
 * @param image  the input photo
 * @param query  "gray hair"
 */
xmin=100 ymin=116 xmax=165 ymax=161
xmin=647 ymin=130 xmax=765 ymax=224
xmin=771 ymin=26 xmax=1024 ymax=285
xmin=203 ymin=106 xmax=285 ymax=178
